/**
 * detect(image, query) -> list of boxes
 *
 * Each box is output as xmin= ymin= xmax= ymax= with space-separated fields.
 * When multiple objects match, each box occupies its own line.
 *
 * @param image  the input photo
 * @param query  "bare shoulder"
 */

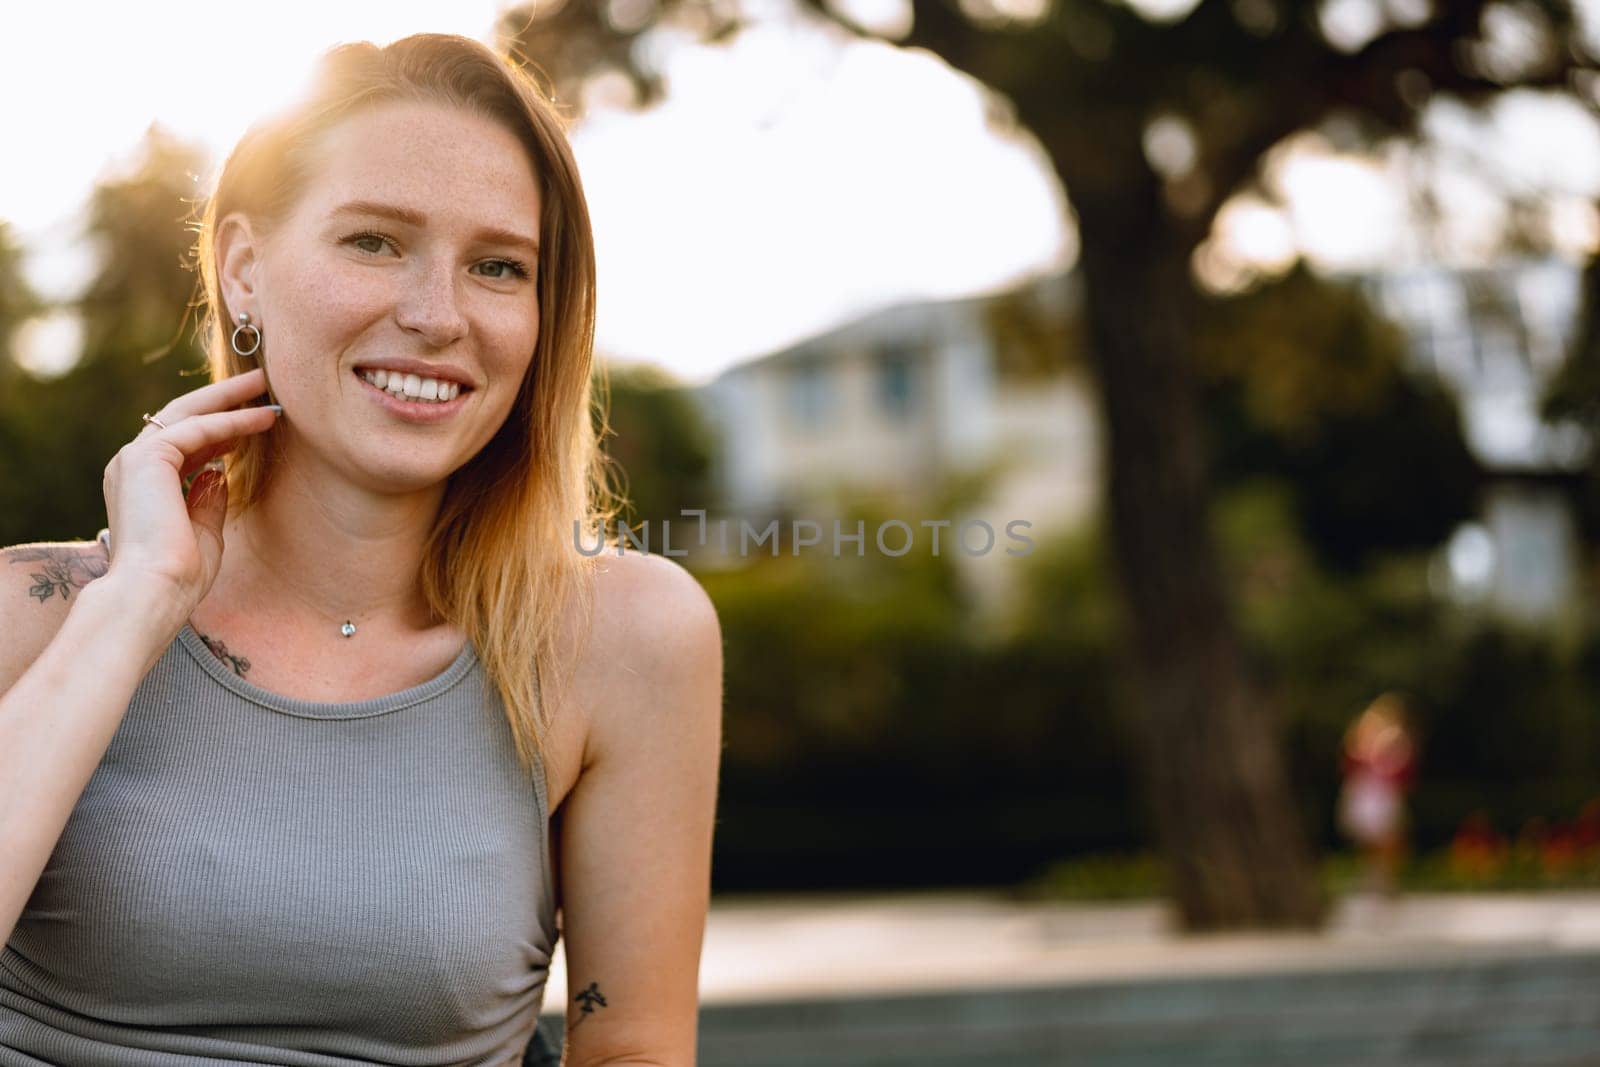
xmin=578 ymin=551 xmax=723 ymax=760
xmin=1 ymin=539 xmax=110 ymax=619
xmin=0 ymin=538 xmax=111 ymax=692
xmin=590 ymin=550 xmax=721 ymax=653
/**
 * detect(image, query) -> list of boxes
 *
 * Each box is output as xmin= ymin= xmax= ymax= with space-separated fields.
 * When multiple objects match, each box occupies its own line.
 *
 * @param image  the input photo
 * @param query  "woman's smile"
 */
xmin=352 ymin=366 xmax=473 ymax=424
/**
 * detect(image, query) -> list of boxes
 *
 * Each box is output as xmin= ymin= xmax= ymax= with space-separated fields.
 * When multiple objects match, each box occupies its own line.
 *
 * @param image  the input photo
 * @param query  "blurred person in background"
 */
xmin=1337 ymin=692 xmax=1418 ymax=900
xmin=0 ymin=33 xmax=720 ymax=1067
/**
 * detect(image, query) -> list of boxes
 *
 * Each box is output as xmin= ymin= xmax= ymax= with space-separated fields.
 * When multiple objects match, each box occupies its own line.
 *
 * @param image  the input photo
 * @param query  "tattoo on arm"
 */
xmin=6 ymin=545 xmax=110 ymax=603
xmin=196 ymin=631 xmax=251 ymax=677
xmin=569 ymin=980 xmax=609 ymax=1032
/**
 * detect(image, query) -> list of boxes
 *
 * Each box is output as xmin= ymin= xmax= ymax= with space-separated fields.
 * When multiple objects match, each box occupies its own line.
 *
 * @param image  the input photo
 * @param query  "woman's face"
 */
xmin=231 ymin=99 xmax=543 ymax=494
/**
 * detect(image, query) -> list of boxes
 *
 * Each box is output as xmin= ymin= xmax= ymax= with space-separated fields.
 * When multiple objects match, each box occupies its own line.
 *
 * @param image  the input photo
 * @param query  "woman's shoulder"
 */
xmin=588 ymin=550 xmax=720 ymax=657
xmin=0 ymin=537 xmax=110 ymax=618
xmin=0 ymin=537 xmax=111 ymax=692
xmin=590 ymin=548 xmax=713 ymax=610
xmin=576 ymin=550 xmax=722 ymax=741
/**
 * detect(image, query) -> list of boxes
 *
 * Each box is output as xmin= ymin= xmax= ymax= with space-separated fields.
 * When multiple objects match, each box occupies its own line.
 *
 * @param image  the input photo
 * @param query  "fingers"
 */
xmin=144 ymin=367 xmax=270 ymax=430
xmin=179 ymin=438 xmax=242 ymax=482
xmin=135 ymin=406 xmax=281 ymax=467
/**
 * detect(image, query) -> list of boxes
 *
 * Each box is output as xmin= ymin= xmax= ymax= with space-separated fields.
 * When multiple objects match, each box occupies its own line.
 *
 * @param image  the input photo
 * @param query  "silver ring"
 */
xmin=141 ymin=412 xmax=168 ymax=431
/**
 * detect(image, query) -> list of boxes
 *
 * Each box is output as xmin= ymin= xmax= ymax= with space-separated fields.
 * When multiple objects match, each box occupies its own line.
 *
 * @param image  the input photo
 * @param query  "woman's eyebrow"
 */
xmin=330 ymin=199 xmax=539 ymax=255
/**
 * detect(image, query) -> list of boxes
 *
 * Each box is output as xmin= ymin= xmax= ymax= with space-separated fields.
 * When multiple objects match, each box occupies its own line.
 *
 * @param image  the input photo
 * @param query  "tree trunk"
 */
xmin=1070 ymin=170 xmax=1327 ymax=930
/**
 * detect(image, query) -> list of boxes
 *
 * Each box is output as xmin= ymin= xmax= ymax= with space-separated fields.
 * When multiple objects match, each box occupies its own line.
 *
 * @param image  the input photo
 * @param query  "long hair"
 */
xmin=193 ymin=33 xmax=625 ymax=774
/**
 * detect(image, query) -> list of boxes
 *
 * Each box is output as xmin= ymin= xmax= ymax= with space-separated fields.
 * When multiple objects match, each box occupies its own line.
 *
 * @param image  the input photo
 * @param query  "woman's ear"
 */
xmin=215 ymin=211 xmax=263 ymax=322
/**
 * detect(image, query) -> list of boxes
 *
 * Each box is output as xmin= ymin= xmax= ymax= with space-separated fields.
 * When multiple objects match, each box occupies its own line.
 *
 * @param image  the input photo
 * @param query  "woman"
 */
xmin=0 ymin=33 xmax=722 ymax=1067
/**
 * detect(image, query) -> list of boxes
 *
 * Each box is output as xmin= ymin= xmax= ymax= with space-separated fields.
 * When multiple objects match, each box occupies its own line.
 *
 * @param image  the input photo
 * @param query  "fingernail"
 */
xmin=267 ymin=404 xmax=284 ymax=414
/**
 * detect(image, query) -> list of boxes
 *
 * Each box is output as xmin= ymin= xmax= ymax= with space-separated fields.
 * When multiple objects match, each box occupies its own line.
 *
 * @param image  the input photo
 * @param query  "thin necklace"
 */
xmin=231 ymin=522 xmax=361 ymax=638
xmin=291 ymin=605 xmax=360 ymax=638
xmin=101 ymin=528 xmax=358 ymax=638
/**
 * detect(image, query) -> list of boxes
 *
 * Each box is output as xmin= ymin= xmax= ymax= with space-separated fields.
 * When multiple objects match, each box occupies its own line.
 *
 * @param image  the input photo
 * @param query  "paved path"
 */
xmin=543 ymin=889 xmax=1600 ymax=1007
xmin=536 ymin=891 xmax=1600 ymax=1065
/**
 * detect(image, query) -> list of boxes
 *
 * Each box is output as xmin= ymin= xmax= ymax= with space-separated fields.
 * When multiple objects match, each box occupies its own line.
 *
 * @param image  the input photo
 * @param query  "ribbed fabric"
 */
xmin=1 ymin=623 xmax=559 ymax=1066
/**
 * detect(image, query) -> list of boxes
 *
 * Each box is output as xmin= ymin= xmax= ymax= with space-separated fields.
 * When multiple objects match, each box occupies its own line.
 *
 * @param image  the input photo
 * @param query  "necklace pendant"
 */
xmin=340 ymin=621 xmax=357 ymax=638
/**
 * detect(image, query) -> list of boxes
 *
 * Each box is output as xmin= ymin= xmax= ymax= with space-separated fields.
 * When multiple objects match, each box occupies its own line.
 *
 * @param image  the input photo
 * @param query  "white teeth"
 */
xmin=361 ymin=369 xmax=464 ymax=404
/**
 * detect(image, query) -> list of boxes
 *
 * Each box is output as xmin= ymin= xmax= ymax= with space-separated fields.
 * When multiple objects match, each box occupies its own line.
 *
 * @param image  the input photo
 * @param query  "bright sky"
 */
xmin=3 ymin=0 xmax=1599 ymax=383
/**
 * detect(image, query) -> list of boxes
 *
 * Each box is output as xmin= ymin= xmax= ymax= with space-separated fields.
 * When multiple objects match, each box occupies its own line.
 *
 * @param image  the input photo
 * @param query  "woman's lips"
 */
xmin=353 ymin=369 xmax=469 ymax=424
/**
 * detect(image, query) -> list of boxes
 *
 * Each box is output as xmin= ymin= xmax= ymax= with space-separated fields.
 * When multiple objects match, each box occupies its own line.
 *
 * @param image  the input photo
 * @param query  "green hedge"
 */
xmin=698 ymin=486 xmax=1600 ymax=892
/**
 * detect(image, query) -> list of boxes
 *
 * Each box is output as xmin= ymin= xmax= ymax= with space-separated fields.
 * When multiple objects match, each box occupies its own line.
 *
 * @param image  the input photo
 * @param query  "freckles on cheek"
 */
xmin=487 ymin=312 xmax=540 ymax=380
xmin=294 ymin=269 xmax=387 ymax=339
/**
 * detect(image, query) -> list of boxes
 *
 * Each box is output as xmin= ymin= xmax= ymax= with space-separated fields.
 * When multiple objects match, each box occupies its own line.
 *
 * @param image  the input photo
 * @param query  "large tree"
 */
xmin=501 ymin=0 xmax=1597 ymax=928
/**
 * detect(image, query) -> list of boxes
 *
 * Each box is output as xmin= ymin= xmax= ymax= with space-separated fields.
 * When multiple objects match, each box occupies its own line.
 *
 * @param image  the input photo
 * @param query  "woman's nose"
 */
xmin=395 ymin=260 xmax=468 ymax=347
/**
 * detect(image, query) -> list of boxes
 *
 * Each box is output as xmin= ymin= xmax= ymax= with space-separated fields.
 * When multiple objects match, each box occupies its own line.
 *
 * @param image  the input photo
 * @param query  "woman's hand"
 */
xmin=101 ymin=367 xmax=281 ymax=611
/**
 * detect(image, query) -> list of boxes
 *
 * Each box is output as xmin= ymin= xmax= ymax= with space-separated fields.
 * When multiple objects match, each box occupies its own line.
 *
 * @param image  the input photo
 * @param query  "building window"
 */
xmin=786 ymin=357 xmax=832 ymax=430
xmin=875 ymin=344 xmax=918 ymax=419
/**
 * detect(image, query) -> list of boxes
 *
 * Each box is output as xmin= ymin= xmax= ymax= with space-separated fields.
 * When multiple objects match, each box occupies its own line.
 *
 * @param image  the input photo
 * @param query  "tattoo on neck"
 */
xmin=569 ymin=980 xmax=608 ymax=1032
xmin=6 ymin=544 xmax=110 ymax=603
xmin=196 ymin=631 xmax=251 ymax=677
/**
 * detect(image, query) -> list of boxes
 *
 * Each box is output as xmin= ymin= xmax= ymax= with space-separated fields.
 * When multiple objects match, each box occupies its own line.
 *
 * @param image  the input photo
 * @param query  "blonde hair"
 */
xmin=193 ymin=33 xmax=625 ymax=774
xmin=1345 ymin=692 xmax=1414 ymax=756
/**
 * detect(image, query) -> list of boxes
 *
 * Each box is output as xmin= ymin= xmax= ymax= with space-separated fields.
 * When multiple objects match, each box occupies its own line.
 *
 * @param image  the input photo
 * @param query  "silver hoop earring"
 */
xmin=231 ymin=311 xmax=262 ymax=358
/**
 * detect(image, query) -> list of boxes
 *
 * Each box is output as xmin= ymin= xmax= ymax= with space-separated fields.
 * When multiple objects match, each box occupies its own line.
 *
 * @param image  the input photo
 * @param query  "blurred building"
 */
xmin=690 ymin=256 xmax=1591 ymax=626
xmin=690 ymin=269 xmax=1096 ymax=617
xmin=1355 ymin=257 xmax=1590 ymax=625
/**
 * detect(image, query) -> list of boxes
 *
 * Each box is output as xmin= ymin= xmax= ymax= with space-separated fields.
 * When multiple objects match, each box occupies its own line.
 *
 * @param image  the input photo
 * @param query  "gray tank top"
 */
xmin=0 ymin=621 xmax=559 ymax=1066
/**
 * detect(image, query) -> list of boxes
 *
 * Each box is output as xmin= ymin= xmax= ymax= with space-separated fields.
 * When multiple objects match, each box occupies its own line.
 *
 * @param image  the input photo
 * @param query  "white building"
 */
xmin=689 ymin=270 xmax=1098 ymax=620
xmin=687 ymin=256 xmax=1592 ymax=626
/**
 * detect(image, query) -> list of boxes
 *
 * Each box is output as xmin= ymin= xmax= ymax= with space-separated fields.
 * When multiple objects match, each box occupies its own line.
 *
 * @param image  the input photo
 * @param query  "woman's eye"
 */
xmin=347 ymin=232 xmax=395 ymax=256
xmin=477 ymin=259 xmax=532 ymax=281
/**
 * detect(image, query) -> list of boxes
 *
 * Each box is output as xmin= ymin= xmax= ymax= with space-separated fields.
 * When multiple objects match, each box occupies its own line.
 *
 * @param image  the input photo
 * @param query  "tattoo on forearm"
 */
xmin=569 ymin=981 xmax=608 ymax=1031
xmin=7 ymin=545 xmax=109 ymax=603
xmin=196 ymin=631 xmax=251 ymax=677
